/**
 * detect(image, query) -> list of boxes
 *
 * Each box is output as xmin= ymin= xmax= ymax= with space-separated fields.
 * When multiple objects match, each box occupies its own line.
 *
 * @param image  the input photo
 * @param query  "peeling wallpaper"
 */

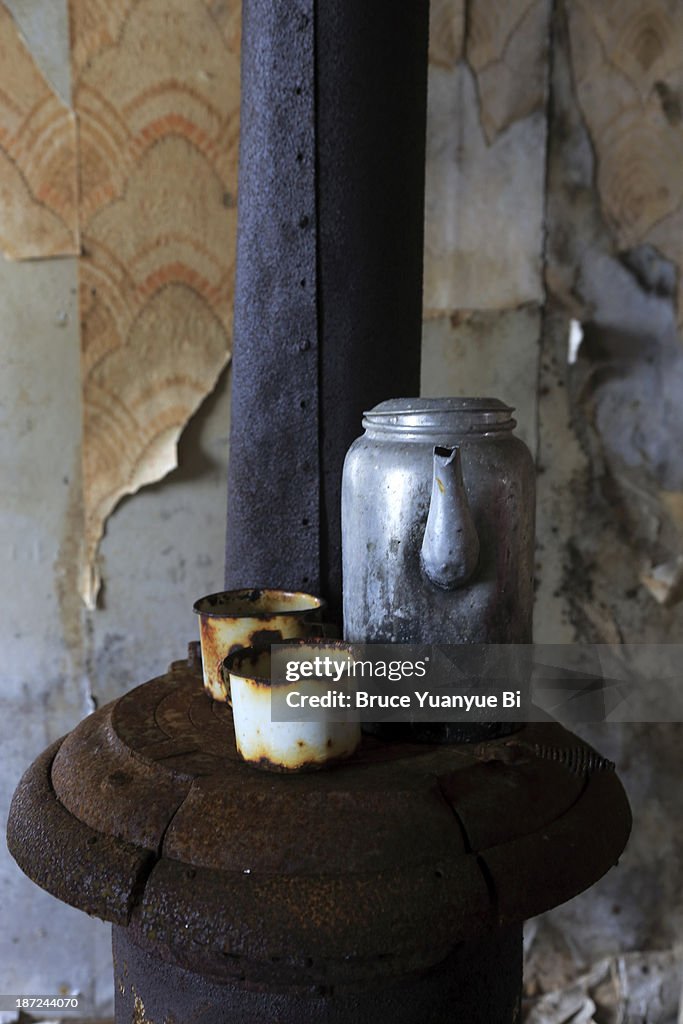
xmin=72 ymin=0 xmax=238 ymax=607
xmin=426 ymin=0 xmax=683 ymax=1015
xmin=0 ymin=0 xmax=239 ymax=610
xmin=569 ymin=1 xmax=683 ymax=326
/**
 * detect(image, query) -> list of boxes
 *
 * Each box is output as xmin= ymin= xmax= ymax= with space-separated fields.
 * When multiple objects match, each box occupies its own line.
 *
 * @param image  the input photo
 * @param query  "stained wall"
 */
xmin=423 ymin=2 xmax=683 ymax=1018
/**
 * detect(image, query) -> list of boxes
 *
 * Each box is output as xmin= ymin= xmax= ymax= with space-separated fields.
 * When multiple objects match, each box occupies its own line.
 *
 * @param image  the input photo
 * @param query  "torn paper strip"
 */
xmin=466 ymin=0 xmax=549 ymax=143
xmin=424 ymin=60 xmax=546 ymax=314
xmin=70 ymin=0 xmax=240 ymax=607
xmin=568 ymin=1 xmax=683 ymax=324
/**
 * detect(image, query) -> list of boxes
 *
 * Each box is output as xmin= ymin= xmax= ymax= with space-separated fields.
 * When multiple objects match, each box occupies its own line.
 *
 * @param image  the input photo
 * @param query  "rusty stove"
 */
xmin=7 ymin=3 xmax=630 ymax=1022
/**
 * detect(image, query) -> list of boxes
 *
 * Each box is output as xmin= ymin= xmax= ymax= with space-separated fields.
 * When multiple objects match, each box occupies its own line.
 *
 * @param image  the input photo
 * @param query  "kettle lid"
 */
xmin=362 ymin=397 xmax=516 ymax=437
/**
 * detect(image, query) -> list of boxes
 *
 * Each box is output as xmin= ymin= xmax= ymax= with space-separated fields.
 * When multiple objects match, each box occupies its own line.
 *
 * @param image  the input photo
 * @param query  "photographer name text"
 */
xmin=284 ymin=689 xmax=523 ymax=711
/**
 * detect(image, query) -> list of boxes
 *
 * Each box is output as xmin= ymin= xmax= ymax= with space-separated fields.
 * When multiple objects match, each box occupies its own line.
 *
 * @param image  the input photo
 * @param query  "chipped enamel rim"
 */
xmin=193 ymin=588 xmax=326 ymax=619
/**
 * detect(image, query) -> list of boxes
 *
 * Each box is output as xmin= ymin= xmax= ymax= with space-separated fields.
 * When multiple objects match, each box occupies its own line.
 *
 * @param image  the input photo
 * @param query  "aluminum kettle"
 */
xmin=342 ymin=398 xmax=536 ymax=646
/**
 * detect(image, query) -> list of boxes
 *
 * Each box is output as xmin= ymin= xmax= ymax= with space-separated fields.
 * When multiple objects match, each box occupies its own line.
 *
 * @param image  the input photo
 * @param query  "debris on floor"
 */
xmin=523 ymin=948 xmax=683 ymax=1023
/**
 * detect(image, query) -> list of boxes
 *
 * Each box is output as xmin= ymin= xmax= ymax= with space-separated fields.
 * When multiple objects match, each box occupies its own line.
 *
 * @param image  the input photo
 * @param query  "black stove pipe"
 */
xmin=224 ymin=0 xmax=429 ymax=622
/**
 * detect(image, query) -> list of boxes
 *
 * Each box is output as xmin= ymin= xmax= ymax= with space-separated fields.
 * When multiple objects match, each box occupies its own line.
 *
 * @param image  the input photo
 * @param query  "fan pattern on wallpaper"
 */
xmin=0 ymin=2 xmax=79 ymax=258
xmin=69 ymin=0 xmax=240 ymax=606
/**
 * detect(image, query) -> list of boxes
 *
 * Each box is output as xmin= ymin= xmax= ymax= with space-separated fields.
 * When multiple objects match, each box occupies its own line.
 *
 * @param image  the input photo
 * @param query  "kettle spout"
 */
xmin=420 ymin=446 xmax=479 ymax=589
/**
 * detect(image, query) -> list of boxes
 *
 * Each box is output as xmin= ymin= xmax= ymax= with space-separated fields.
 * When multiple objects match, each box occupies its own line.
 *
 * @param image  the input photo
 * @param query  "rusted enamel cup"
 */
xmin=223 ymin=642 xmax=360 ymax=772
xmin=193 ymin=589 xmax=326 ymax=702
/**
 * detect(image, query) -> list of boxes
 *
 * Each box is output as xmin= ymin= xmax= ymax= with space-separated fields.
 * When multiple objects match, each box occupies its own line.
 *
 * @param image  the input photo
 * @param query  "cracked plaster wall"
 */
xmin=0 ymin=250 xmax=231 ymax=1017
xmin=1 ymin=0 xmax=683 ymax=1020
xmin=424 ymin=0 xmax=683 ymax=1017
xmin=528 ymin=3 xmax=683 ymax=1016
xmin=0 ymin=2 xmax=232 ymax=1015
xmin=0 ymin=12 xmax=231 ymax=1014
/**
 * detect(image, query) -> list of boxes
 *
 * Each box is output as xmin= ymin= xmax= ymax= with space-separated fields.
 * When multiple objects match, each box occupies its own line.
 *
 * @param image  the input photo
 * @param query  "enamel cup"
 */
xmin=193 ymin=588 xmax=326 ymax=702
xmin=223 ymin=641 xmax=360 ymax=772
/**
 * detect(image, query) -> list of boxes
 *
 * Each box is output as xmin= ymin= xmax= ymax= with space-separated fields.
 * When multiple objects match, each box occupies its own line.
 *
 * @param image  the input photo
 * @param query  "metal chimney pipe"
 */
xmin=224 ymin=0 xmax=429 ymax=622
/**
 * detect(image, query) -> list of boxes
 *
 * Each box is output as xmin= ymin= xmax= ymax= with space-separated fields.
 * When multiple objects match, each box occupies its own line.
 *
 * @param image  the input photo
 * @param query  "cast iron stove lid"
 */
xmin=7 ymin=652 xmax=631 ymax=988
